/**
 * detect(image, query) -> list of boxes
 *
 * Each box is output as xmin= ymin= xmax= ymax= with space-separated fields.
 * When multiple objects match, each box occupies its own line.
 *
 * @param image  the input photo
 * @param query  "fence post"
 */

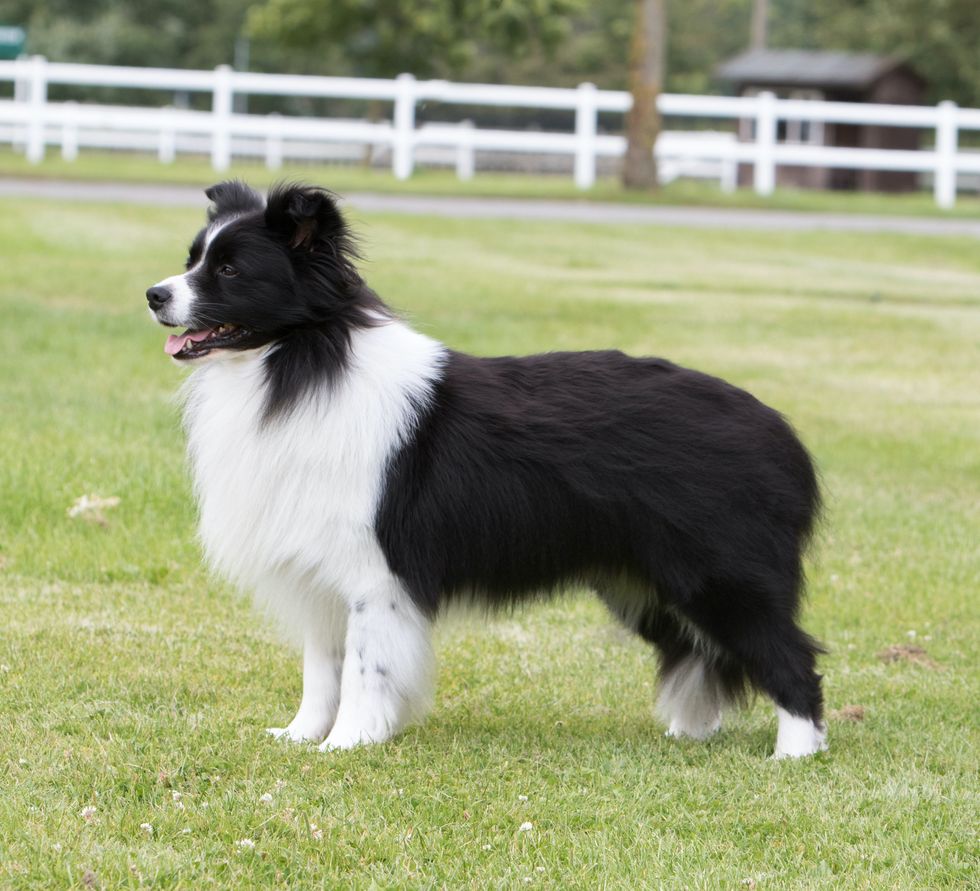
xmin=754 ymin=90 xmax=777 ymax=196
xmin=159 ymin=106 xmax=176 ymax=163
xmin=720 ymin=144 xmax=737 ymax=194
xmin=265 ymin=113 xmax=283 ymax=170
xmin=934 ymin=100 xmax=958 ymax=210
xmin=211 ymin=64 xmax=233 ymax=171
xmin=455 ymin=119 xmax=475 ymax=181
xmin=12 ymin=56 xmax=31 ymax=152
xmin=26 ymin=54 xmax=47 ymax=164
xmin=574 ymin=81 xmax=597 ymax=190
xmin=392 ymin=73 xmax=416 ymax=180
xmin=60 ymin=101 xmax=78 ymax=161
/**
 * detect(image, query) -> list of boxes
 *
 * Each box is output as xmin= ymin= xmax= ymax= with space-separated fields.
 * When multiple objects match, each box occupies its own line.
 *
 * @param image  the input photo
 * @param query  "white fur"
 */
xmin=182 ymin=320 xmax=446 ymax=747
xmin=266 ymin=603 xmax=346 ymax=743
xmin=656 ymin=654 xmax=725 ymax=740
xmin=773 ymin=707 xmax=828 ymax=759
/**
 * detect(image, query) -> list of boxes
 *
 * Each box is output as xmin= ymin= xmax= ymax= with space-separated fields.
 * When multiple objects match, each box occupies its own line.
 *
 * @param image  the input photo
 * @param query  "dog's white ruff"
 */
xmin=182 ymin=319 xmax=445 ymax=747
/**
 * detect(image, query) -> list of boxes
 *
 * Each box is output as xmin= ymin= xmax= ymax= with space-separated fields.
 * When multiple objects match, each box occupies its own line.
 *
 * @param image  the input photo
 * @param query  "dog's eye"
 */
xmin=218 ymin=265 xmax=238 ymax=277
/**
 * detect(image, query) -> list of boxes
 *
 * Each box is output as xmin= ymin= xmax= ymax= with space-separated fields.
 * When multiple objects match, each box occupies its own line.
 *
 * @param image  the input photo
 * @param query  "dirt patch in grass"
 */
xmin=877 ymin=644 xmax=941 ymax=669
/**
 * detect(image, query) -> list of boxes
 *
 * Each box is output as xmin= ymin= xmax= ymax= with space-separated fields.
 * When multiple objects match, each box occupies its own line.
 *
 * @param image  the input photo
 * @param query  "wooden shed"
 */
xmin=717 ymin=49 xmax=926 ymax=192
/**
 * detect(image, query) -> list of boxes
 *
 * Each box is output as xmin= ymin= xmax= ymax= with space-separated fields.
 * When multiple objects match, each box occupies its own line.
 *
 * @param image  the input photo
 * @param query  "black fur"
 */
xmin=376 ymin=351 xmax=824 ymax=721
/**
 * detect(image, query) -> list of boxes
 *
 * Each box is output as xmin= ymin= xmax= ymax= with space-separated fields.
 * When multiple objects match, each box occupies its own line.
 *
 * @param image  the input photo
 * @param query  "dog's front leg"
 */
xmin=321 ymin=580 xmax=434 ymax=750
xmin=268 ymin=621 xmax=345 ymax=744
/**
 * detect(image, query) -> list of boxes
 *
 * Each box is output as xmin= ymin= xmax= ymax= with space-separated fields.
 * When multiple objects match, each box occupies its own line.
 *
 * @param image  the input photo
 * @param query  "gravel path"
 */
xmin=3 ymin=176 xmax=979 ymax=238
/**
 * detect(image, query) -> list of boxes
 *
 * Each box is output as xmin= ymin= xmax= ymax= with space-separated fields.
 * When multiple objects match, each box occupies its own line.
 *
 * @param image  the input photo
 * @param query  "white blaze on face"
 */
xmin=150 ymin=272 xmax=198 ymax=325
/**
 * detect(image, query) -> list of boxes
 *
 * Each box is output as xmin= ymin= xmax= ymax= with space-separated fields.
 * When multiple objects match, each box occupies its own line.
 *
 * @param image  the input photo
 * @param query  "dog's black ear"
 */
xmin=264 ymin=184 xmax=348 ymax=251
xmin=204 ymin=180 xmax=264 ymax=222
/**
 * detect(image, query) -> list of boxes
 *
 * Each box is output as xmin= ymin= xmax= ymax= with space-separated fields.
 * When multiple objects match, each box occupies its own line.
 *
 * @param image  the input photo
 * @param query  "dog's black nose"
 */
xmin=146 ymin=286 xmax=172 ymax=310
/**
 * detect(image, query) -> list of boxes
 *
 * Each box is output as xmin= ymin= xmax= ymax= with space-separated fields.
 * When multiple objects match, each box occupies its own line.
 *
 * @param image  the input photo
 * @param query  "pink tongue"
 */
xmin=165 ymin=328 xmax=215 ymax=356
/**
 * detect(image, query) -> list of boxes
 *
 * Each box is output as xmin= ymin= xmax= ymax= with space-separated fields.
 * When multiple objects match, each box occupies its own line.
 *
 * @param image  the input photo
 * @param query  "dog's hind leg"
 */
xmin=675 ymin=581 xmax=827 ymax=759
xmin=657 ymin=651 xmax=727 ymax=740
xmin=267 ymin=598 xmax=347 ymax=744
xmin=599 ymin=587 xmax=737 ymax=741
xmin=750 ymin=623 xmax=827 ymax=759
xmin=321 ymin=576 xmax=434 ymax=750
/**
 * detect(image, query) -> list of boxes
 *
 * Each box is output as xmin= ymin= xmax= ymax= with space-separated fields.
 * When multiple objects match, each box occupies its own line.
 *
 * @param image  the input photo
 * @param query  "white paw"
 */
xmin=318 ymin=728 xmax=377 ymax=752
xmin=665 ymin=712 xmax=722 ymax=741
xmin=318 ymin=734 xmax=361 ymax=752
xmin=319 ymin=717 xmax=394 ymax=751
xmin=266 ymin=717 xmax=332 ymax=744
xmin=773 ymin=710 xmax=828 ymax=759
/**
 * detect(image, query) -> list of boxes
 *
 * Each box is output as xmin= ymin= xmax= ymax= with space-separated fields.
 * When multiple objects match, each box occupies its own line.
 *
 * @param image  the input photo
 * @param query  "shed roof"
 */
xmin=717 ymin=49 xmax=919 ymax=91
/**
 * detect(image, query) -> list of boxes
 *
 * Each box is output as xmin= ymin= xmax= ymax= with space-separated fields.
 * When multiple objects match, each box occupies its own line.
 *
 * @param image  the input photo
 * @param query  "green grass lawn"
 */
xmin=0 ymin=196 xmax=977 ymax=888
xmin=4 ymin=147 xmax=980 ymax=219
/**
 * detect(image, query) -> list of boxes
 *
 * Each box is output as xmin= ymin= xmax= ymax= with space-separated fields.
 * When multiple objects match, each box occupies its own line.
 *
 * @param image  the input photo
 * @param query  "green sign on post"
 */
xmin=0 ymin=25 xmax=26 ymax=60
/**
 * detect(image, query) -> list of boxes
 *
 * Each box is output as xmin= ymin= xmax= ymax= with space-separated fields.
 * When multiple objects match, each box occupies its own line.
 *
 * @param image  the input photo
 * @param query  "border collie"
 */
xmin=146 ymin=181 xmax=826 ymax=758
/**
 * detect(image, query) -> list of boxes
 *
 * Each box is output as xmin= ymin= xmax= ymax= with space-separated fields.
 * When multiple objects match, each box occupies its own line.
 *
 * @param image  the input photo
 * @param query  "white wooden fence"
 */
xmin=1 ymin=56 xmax=979 ymax=207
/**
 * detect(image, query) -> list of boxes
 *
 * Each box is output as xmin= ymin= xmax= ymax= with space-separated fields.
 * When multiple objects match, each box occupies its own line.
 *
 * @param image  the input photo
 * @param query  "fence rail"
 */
xmin=1 ymin=56 xmax=978 ymax=207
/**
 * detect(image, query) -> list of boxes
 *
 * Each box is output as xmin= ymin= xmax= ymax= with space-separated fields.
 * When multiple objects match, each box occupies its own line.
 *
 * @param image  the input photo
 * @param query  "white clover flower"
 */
xmin=518 ymin=821 xmax=533 ymax=832
xmin=259 ymin=793 xmax=274 ymax=805
xmin=80 ymin=806 xmax=97 ymax=822
xmin=518 ymin=795 xmax=528 ymax=802
xmin=310 ymin=822 xmax=323 ymax=840
xmin=236 ymin=838 xmax=256 ymax=849
xmin=140 ymin=823 xmax=153 ymax=836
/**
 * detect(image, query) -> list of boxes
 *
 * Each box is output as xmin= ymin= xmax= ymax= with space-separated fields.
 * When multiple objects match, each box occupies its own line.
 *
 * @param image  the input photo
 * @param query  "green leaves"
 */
xmin=246 ymin=0 xmax=584 ymax=79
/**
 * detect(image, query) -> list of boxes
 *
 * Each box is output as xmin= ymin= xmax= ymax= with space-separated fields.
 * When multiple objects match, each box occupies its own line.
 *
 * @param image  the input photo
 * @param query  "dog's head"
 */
xmin=146 ymin=181 xmax=362 ymax=362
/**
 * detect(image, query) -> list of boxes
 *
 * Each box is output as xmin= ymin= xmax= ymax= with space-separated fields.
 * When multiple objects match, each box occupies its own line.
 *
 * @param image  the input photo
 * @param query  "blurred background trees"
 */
xmin=1 ymin=0 xmax=977 ymax=107
xmin=246 ymin=0 xmax=579 ymax=80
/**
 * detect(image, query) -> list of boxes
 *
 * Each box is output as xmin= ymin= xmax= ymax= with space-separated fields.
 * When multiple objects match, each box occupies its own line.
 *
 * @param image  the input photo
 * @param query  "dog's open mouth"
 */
xmin=165 ymin=324 xmax=250 ymax=359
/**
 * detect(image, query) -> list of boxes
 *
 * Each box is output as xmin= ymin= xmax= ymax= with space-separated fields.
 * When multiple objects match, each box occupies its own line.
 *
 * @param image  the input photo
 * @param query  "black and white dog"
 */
xmin=146 ymin=181 xmax=826 ymax=758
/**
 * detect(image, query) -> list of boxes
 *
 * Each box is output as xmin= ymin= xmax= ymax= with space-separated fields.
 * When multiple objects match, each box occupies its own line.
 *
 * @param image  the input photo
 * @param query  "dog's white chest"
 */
xmin=180 ymin=323 xmax=444 ymax=597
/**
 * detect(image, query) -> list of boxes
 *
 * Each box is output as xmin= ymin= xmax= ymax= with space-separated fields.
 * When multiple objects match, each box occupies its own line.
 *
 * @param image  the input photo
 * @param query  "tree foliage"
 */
xmin=246 ymin=0 xmax=581 ymax=80
xmin=0 ymin=0 xmax=978 ymax=107
xmin=769 ymin=0 xmax=980 ymax=107
xmin=0 ymin=0 xmax=252 ymax=68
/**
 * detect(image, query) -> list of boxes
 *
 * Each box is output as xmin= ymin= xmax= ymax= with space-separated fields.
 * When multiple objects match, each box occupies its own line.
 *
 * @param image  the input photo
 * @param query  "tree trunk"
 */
xmin=622 ymin=0 xmax=665 ymax=190
xmin=751 ymin=0 xmax=769 ymax=50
